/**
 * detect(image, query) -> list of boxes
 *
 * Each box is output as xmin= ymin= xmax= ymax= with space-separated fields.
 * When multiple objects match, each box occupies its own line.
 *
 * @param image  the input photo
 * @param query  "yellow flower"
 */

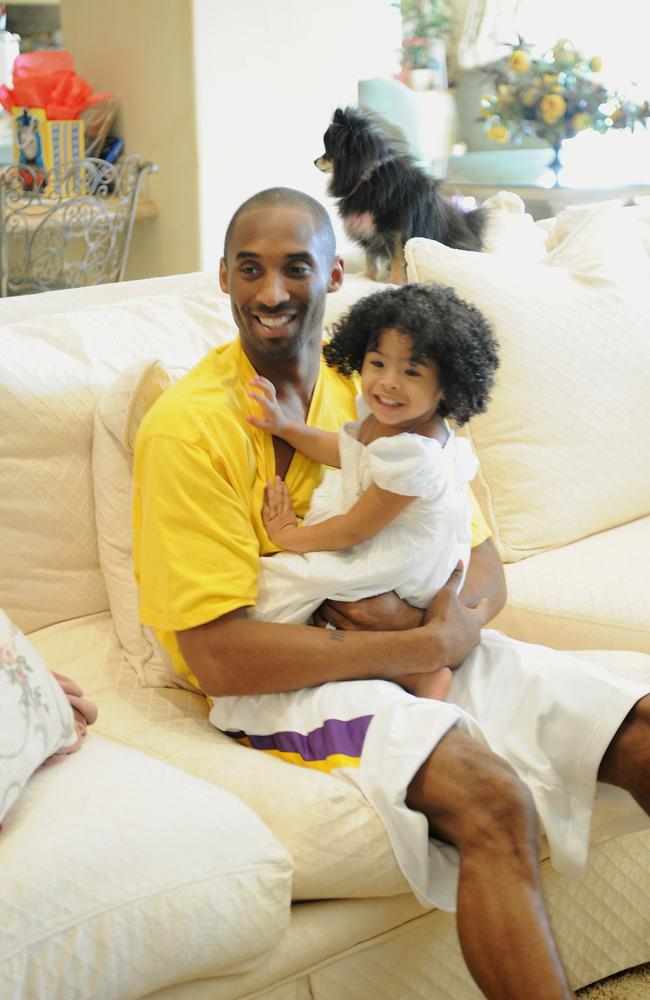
xmin=540 ymin=93 xmax=566 ymax=124
xmin=508 ymin=50 xmax=530 ymax=73
xmin=486 ymin=123 xmax=509 ymax=143
xmin=590 ymin=55 xmax=602 ymax=72
xmin=571 ymin=112 xmax=592 ymax=131
xmin=543 ymin=73 xmax=558 ymax=85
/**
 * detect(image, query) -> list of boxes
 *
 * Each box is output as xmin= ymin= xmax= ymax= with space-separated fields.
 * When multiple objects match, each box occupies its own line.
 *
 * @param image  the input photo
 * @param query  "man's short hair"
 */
xmin=223 ymin=187 xmax=336 ymax=263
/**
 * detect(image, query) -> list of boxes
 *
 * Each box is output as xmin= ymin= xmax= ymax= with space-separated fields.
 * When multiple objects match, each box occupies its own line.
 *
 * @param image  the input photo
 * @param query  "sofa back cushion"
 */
xmin=404 ymin=206 xmax=650 ymax=561
xmin=0 ymin=280 xmax=236 ymax=633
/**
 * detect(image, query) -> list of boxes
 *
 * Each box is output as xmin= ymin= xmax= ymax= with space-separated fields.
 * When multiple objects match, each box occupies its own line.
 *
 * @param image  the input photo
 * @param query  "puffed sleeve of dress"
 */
xmin=365 ymin=433 xmax=448 ymax=498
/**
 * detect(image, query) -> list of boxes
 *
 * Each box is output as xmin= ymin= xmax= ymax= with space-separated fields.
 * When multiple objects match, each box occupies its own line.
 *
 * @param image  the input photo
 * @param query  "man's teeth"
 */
xmin=257 ymin=315 xmax=292 ymax=328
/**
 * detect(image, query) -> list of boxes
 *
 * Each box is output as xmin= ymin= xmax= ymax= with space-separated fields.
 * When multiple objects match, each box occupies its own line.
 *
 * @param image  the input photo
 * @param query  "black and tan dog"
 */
xmin=316 ymin=106 xmax=486 ymax=282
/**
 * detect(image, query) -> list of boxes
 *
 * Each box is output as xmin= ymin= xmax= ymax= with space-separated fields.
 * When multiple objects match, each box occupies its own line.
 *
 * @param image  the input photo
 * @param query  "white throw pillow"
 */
xmin=0 ymin=608 xmax=76 ymax=822
xmin=0 ymin=734 xmax=292 ymax=998
xmin=93 ymin=360 xmax=191 ymax=689
xmin=404 ymin=207 xmax=650 ymax=561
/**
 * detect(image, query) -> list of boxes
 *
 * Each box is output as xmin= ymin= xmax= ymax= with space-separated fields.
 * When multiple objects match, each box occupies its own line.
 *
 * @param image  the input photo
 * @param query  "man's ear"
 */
xmin=219 ymin=257 xmax=229 ymax=293
xmin=327 ymin=256 xmax=345 ymax=293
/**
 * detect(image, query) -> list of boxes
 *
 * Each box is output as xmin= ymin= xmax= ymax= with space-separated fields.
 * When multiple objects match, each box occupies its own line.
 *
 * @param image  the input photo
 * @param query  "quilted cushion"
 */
xmin=494 ymin=515 xmax=650 ymax=654
xmin=0 ymin=608 xmax=77 ymax=822
xmin=0 ymin=734 xmax=292 ymax=999
xmin=405 ymin=206 xmax=650 ymax=561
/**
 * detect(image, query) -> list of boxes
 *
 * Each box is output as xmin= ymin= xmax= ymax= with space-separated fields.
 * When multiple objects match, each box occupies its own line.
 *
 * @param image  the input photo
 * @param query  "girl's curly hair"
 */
xmin=323 ymin=283 xmax=499 ymax=425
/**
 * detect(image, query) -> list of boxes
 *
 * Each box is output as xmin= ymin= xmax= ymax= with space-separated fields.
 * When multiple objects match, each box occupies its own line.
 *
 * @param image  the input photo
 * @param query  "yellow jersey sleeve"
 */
xmin=469 ymin=488 xmax=491 ymax=548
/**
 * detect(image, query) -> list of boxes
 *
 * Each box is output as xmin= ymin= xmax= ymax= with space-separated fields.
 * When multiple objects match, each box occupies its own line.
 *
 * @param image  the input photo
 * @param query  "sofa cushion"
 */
xmin=30 ymin=612 xmax=412 ymax=901
xmin=0 ymin=608 xmax=77 ymax=822
xmin=0 ymin=733 xmax=292 ymax=998
xmin=404 ymin=206 xmax=650 ymax=562
xmin=494 ymin=515 xmax=650 ymax=654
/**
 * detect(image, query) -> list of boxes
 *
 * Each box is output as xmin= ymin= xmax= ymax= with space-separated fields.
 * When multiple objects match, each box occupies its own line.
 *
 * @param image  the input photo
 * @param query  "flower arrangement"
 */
xmin=479 ymin=38 xmax=650 ymax=159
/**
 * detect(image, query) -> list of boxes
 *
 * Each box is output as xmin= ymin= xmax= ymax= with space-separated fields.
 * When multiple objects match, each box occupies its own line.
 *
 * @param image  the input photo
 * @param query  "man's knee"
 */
xmin=407 ymin=727 xmax=539 ymax=852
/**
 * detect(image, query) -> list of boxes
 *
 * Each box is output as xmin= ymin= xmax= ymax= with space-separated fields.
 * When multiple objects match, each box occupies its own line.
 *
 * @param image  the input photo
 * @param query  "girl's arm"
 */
xmin=263 ymin=475 xmax=414 ymax=553
xmin=248 ymin=375 xmax=341 ymax=468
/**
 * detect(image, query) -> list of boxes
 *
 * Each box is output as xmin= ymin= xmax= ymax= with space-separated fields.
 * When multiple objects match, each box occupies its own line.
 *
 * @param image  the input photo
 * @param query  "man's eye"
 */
xmin=288 ymin=264 xmax=311 ymax=276
xmin=240 ymin=264 xmax=260 ymax=276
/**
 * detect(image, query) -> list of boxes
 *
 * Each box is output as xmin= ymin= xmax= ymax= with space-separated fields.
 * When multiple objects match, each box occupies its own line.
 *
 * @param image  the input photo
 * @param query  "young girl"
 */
xmin=246 ymin=282 xmax=499 ymax=699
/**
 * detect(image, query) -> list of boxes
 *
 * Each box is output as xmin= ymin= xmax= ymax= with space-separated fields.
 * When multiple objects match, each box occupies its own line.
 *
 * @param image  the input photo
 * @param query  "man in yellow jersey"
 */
xmin=133 ymin=188 xmax=650 ymax=1000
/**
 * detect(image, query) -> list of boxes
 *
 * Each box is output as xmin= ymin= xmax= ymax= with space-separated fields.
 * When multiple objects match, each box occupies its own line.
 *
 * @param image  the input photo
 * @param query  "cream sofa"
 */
xmin=1 ymin=195 xmax=650 ymax=999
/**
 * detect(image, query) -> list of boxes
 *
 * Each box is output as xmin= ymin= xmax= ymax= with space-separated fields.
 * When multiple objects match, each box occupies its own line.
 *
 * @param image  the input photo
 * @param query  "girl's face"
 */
xmin=360 ymin=328 xmax=443 ymax=431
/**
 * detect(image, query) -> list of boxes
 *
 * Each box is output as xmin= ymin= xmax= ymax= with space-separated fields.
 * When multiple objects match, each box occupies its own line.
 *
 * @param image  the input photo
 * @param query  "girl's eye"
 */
xmin=369 ymin=359 xmax=383 ymax=368
xmin=405 ymin=368 xmax=420 ymax=377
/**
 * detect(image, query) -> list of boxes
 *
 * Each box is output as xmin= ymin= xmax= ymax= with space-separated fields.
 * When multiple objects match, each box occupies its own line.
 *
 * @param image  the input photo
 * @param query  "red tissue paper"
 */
xmin=0 ymin=50 xmax=114 ymax=120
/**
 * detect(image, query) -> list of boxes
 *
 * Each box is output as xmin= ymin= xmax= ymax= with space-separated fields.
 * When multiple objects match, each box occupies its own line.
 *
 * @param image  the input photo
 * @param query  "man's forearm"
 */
xmin=177 ymin=610 xmax=456 ymax=697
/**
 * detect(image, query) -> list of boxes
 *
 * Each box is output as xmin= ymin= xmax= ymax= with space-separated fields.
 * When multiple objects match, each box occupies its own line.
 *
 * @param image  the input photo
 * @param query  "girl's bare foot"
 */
xmin=401 ymin=666 xmax=453 ymax=701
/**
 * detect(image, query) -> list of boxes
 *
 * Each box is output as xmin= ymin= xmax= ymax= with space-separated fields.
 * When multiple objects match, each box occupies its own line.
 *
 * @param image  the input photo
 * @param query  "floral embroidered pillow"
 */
xmin=0 ymin=608 xmax=77 ymax=823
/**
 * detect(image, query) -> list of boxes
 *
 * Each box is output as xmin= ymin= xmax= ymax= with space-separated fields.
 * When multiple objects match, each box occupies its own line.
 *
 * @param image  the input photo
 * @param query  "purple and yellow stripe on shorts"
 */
xmin=226 ymin=714 xmax=374 ymax=772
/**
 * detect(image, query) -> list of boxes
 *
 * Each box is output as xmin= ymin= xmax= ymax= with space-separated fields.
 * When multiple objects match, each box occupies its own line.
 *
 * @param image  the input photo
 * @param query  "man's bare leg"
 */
xmin=598 ymin=694 xmax=650 ymax=811
xmin=406 ymin=728 xmax=574 ymax=1000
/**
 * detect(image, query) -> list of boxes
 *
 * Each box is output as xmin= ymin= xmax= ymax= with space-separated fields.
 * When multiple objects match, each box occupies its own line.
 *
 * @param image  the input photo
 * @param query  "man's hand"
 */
xmin=262 ymin=476 xmax=300 ymax=547
xmin=314 ymin=590 xmax=423 ymax=632
xmin=315 ymin=563 xmax=489 ymax=672
xmin=421 ymin=563 xmax=489 ymax=669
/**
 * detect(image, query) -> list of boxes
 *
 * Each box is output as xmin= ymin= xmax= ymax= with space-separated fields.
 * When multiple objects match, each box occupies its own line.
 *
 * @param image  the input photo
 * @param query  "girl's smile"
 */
xmin=360 ymin=328 xmax=444 ymax=433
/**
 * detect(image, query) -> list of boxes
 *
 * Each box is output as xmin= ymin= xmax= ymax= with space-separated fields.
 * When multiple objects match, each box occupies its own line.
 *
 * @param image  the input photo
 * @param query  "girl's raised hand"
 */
xmin=247 ymin=376 xmax=290 ymax=435
xmin=263 ymin=475 xmax=299 ymax=546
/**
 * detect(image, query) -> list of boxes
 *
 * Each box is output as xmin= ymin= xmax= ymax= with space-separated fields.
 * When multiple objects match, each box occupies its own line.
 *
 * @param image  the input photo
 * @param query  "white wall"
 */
xmin=61 ymin=0 xmax=400 ymax=279
xmin=193 ymin=0 xmax=400 ymax=270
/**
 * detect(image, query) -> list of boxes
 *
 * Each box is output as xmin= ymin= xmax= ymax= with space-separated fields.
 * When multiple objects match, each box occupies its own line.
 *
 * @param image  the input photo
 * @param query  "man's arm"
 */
xmin=176 ymin=564 xmax=489 ymax=697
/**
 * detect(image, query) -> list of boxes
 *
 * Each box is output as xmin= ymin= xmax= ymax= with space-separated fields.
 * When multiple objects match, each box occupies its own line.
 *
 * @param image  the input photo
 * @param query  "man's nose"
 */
xmin=257 ymin=270 xmax=290 ymax=307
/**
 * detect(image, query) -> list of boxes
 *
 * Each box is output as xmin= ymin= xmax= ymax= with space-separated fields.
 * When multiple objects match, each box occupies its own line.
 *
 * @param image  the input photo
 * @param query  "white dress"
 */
xmin=251 ymin=397 xmax=478 ymax=624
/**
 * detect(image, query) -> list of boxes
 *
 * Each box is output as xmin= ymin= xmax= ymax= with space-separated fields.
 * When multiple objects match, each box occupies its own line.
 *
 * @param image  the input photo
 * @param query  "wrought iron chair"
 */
xmin=0 ymin=154 xmax=157 ymax=296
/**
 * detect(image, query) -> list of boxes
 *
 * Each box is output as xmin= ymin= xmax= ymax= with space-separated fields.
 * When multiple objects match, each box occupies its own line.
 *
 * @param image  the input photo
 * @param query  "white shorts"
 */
xmin=209 ymin=629 xmax=650 ymax=910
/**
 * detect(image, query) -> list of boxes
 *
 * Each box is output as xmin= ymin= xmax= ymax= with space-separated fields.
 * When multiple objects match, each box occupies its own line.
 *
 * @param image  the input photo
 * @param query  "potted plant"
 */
xmin=395 ymin=0 xmax=453 ymax=91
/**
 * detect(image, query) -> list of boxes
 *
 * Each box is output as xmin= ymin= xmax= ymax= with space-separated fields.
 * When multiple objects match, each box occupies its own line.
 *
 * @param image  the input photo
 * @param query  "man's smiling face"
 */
xmin=220 ymin=205 xmax=342 ymax=366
